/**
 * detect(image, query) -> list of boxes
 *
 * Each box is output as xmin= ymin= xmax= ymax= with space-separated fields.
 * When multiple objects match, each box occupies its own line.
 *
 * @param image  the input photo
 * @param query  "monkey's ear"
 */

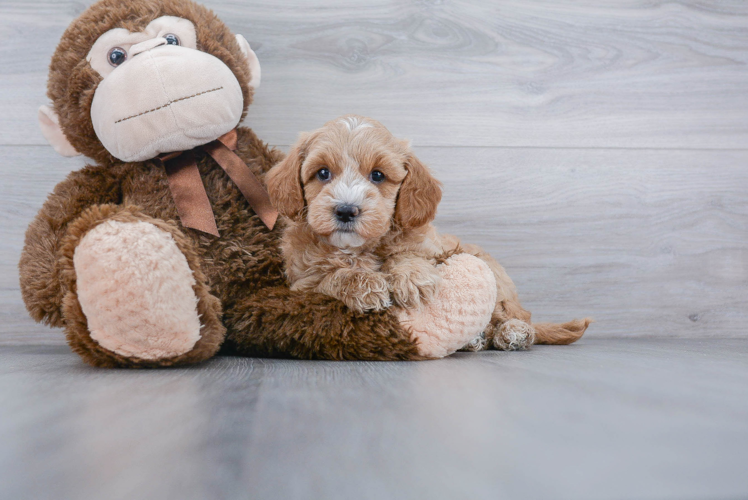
xmin=235 ymin=35 xmax=261 ymax=91
xmin=38 ymin=105 xmax=80 ymax=157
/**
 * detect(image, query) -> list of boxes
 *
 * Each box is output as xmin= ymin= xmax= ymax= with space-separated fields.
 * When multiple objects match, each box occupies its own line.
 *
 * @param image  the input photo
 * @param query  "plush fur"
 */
xmin=266 ymin=115 xmax=592 ymax=350
xmin=20 ymin=0 xmax=444 ymax=366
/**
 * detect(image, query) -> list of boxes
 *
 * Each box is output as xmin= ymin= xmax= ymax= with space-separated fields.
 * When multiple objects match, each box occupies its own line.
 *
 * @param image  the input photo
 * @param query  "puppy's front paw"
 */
xmin=459 ymin=331 xmax=487 ymax=352
xmin=338 ymin=272 xmax=392 ymax=313
xmin=386 ymin=260 xmax=442 ymax=309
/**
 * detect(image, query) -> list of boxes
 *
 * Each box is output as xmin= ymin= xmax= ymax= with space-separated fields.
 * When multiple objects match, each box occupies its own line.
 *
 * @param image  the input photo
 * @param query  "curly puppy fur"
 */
xmin=266 ymin=115 xmax=591 ymax=350
xmin=19 ymin=0 xmax=422 ymax=366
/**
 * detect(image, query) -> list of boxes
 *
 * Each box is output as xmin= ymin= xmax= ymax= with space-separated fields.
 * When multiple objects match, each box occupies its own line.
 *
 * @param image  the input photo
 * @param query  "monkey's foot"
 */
xmin=396 ymin=253 xmax=497 ymax=358
xmin=73 ymin=220 xmax=203 ymax=360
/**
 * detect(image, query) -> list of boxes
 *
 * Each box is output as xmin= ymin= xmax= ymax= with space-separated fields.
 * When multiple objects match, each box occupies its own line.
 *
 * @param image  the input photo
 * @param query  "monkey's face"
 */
xmin=87 ymin=16 xmax=244 ymax=162
xmin=39 ymin=0 xmax=261 ymax=164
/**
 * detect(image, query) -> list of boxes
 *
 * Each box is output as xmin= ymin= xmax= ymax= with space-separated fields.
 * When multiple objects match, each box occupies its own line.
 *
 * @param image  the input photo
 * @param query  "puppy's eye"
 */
xmin=316 ymin=168 xmax=332 ymax=182
xmin=107 ymin=47 xmax=127 ymax=67
xmin=164 ymin=34 xmax=180 ymax=46
xmin=369 ymin=170 xmax=386 ymax=184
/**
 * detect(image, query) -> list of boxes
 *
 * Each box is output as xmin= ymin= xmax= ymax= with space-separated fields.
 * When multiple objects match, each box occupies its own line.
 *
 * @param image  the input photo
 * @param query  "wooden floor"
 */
xmin=1 ymin=0 xmax=747 ymax=498
xmin=1 ymin=338 xmax=747 ymax=500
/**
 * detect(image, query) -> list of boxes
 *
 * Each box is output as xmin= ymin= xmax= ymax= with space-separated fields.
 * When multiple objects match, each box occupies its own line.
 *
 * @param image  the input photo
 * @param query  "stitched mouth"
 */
xmin=115 ymin=86 xmax=224 ymax=124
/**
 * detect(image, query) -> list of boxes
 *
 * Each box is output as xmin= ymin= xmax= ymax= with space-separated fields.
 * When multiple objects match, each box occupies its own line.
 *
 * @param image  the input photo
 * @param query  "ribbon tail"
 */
xmin=203 ymin=140 xmax=278 ymax=230
xmin=162 ymin=150 xmax=220 ymax=237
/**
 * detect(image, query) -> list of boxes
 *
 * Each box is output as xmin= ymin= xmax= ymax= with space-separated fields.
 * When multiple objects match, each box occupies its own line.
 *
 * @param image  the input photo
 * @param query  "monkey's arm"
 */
xmin=221 ymin=286 xmax=423 ymax=360
xmin=19 ymin=165 xmax=122 ymax=327
xmin=222 ymin=252 xmax=499 ymax=361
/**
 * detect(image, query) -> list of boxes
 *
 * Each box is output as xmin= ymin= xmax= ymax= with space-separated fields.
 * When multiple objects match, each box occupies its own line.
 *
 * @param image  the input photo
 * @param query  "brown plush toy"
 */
xmin=19 ymin=0 xmax=500 ymax=367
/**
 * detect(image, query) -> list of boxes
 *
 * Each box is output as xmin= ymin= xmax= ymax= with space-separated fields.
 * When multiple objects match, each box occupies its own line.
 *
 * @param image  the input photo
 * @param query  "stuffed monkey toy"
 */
xmin=19 ymin=0 xmax=499 ymax=367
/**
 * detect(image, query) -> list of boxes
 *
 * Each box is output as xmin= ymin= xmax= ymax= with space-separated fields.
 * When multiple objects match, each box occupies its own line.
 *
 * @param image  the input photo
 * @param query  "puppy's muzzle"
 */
xmin=335 ymin=204 xmax=360 ymax=223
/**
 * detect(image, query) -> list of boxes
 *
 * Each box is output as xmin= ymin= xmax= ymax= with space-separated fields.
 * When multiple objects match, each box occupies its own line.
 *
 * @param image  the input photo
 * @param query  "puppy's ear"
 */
xmin=266 ymin=141 xmax=306 ymax=219
xmin=394 ymin=152 xmax=442 ymax=229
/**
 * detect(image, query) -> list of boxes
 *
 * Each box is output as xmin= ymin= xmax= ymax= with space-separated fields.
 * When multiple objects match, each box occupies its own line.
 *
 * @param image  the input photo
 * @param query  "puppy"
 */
xmin=266 ymin=115 xmax=590 ymax=350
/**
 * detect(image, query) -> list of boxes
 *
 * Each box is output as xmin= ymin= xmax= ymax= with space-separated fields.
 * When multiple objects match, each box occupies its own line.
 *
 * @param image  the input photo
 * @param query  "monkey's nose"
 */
xmin=335 ymin=205 xmax=360 ymax=223
xmin=130 ymin=37 xmax=168 ymax=57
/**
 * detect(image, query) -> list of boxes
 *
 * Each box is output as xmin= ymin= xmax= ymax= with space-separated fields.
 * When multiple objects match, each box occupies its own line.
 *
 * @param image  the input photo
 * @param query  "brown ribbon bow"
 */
xmin=158 ymin=129 xmax=277 ymax=237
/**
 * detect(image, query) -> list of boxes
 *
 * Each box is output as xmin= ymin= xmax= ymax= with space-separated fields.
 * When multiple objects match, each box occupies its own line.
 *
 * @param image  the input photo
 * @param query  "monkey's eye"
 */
xmin=316 ymin=168 xmax=332 ymax=182
xmin=107 ymin=47 xmax=127 ymax=67
xmin=164 ymin=34 xmax=180 ymax=46
xmin=369 ymin=170 xmax=386 ymax=184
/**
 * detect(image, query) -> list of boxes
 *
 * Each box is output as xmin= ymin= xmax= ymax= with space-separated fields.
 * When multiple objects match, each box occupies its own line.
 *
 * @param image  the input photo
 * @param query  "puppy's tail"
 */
xmin=532 ymin=318 xmax=592 ymax=345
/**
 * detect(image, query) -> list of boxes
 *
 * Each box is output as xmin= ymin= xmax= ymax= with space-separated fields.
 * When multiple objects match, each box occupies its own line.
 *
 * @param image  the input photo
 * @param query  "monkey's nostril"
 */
xmin=335 ymin=204 xmax=360 ymax=223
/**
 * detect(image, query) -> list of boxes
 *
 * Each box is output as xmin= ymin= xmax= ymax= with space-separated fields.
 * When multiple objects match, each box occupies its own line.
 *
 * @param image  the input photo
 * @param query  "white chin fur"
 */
xmin=327 ymin=231 xmax=366 ymax=248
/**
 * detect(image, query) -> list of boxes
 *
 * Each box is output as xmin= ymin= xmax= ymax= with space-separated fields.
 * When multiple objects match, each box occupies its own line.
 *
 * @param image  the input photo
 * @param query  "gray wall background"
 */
xmin=2 ymin=0 xmax=746 ymax=343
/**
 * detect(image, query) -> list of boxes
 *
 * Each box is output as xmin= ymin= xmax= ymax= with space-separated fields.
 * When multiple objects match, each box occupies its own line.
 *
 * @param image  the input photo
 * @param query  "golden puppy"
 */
xmin=266 ymin=115 xmax=590 ymax=350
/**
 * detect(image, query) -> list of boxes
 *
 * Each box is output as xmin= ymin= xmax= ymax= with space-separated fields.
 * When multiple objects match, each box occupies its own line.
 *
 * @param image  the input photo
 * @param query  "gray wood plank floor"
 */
xmin=1 ymin=339 xmax=747 ymax=500
xmin=1 ymin=1 xmax=747 ymax=498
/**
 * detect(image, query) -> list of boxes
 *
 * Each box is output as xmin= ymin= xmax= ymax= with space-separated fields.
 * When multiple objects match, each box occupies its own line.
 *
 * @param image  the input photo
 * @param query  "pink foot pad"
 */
xmin=74 ymin=220 xmax=202 ymax=360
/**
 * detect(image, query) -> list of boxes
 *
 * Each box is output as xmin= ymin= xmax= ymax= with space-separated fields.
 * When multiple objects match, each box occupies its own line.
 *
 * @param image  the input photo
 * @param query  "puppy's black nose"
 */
xmin=335 ymin=204 xmax=360 ymax=223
